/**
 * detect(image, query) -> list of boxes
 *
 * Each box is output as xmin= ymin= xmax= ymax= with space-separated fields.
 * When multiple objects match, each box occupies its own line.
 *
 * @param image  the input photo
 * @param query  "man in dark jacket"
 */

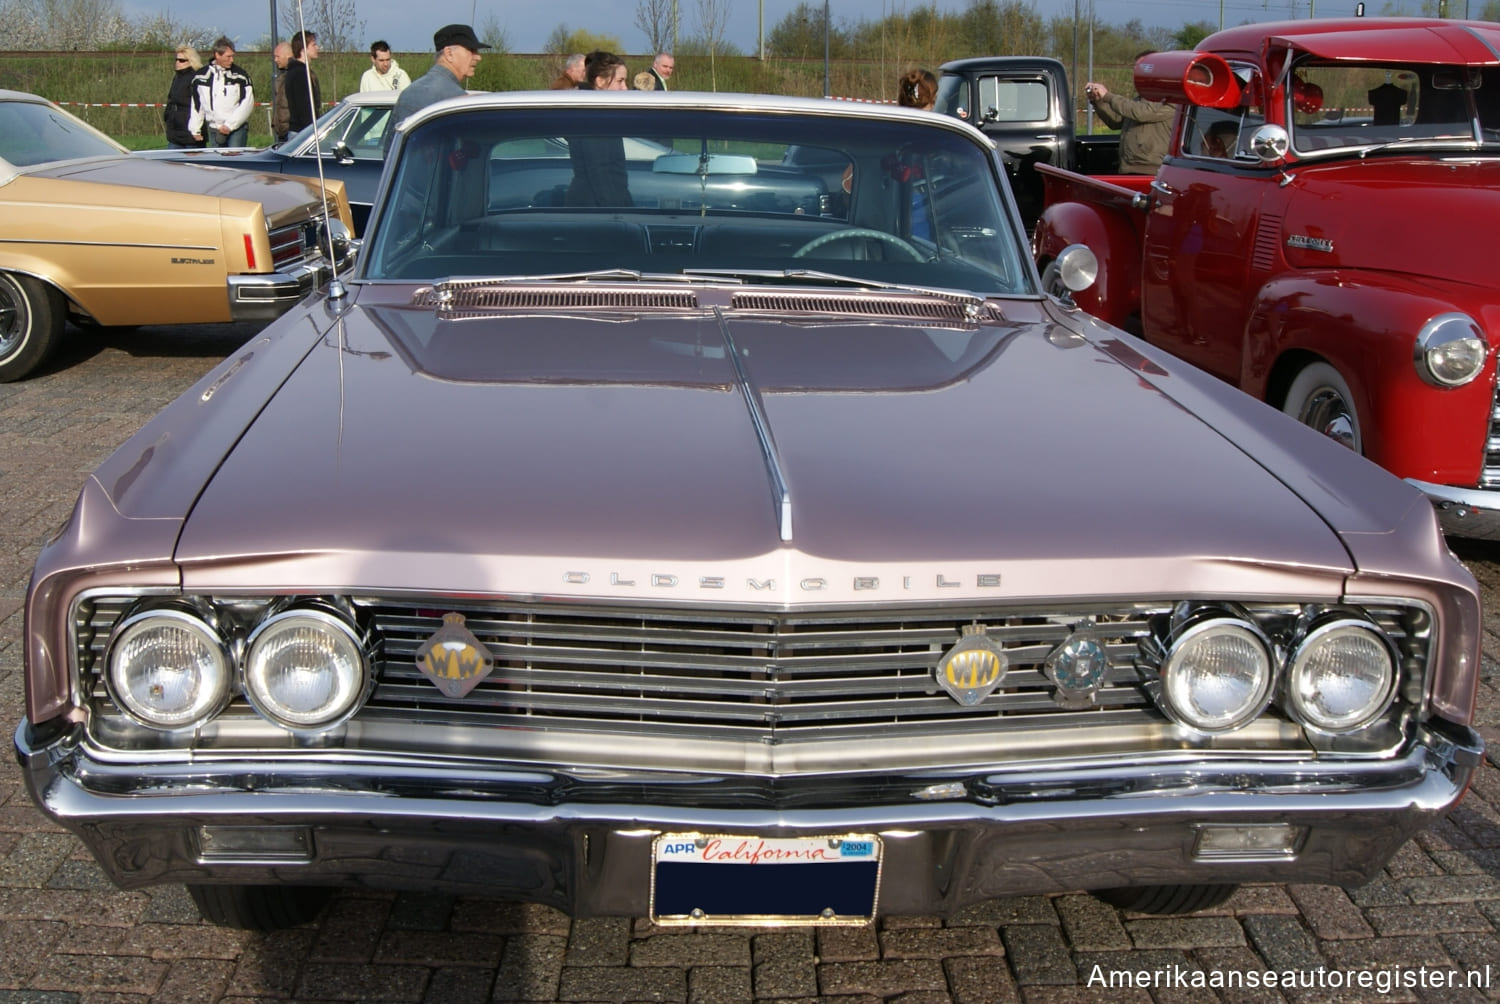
xmin=285 ymin=30 xmax=321 ymax=135
xmin=1084 ymin=52 xmax=1173 ymax=175
xmin=645 ymin=52 xmax=673 ymax=90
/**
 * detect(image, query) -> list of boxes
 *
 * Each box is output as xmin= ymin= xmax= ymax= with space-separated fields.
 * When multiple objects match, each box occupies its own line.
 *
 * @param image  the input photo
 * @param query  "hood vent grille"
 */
xmin=1252 ymin=212 xmax=1283 ymax=272
xmin=730 ymin=291 xmax=989 ymax=322
xmin=413 ymin=287 xmax=700 ymax=312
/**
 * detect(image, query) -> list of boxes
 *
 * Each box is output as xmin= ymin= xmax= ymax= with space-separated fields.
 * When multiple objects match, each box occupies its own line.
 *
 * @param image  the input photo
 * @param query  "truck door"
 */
xmin=1140 ymin=104 xmax=1272 ymax=386
xmin=976 ymin=72 xmax=1064 ymax=230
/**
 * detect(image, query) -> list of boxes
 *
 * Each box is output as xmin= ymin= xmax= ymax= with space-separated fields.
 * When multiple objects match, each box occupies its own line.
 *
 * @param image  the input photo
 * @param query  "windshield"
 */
xmin=1289 ymin=60 xmax=1500 ymax=155
xmin=0 ymin=99 xmax=127 ymax=167
xmin=308 ymin=103 xmax=393 ymax=159
xmin=362 ymin=105 xmax=1031 ymax=296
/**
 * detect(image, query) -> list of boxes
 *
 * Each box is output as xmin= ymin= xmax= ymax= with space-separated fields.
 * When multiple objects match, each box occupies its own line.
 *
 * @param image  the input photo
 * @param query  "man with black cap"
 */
xmin=390 ymin=23 xmax=490 ymax=147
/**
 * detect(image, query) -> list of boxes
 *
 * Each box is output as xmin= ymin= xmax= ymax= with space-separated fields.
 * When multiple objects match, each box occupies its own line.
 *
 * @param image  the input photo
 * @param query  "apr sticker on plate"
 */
xmin=650 ymin=834 xmax=882 ymax=926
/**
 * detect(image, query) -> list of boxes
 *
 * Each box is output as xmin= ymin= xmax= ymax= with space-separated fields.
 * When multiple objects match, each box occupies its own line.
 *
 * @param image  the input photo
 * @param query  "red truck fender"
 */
xmin=1034 ymin=166 xmax=1147 ymax=329
xmin=1244 ymin=272 xmax=1495 ymax=482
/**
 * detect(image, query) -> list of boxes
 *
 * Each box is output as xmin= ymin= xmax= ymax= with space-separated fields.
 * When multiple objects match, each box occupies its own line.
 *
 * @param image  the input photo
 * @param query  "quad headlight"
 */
xmin=106 ymin=610 xmax=232 ymax=730
xmin=1415 ymin=313 xmax=1487 ymax=387
xmin=1284 ymin=617 xmax=1396 ymax=733
xmin=243 ymin=610 xmax=368 ymax=731
xmin=1156 ymin=616 xmax=1274 ymax=734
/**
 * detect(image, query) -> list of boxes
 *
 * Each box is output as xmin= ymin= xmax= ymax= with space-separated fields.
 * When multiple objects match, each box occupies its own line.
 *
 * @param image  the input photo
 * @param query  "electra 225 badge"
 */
xmin=415 ymin=612 xmax=495 ymax=698
xmin=936 ymin=625 xmax=1008 ymax=706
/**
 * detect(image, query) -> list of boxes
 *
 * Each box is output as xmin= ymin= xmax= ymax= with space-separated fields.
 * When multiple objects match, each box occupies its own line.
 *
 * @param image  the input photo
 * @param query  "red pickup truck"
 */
xmin=1033 ymin=17 xmax=1500 ymax=538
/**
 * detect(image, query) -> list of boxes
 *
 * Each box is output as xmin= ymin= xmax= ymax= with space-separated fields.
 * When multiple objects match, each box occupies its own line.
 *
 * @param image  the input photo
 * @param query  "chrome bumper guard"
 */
xmin=226 ymin=249 xmax=354 ymax=322
xmin=15 ymin=719 xmax=1481 ymax=915
xmin=1408 ymin=479 xmax=1500 ymax=540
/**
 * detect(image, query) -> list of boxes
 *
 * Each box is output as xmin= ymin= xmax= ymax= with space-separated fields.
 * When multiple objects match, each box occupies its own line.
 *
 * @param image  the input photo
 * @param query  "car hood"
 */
xmin=31 ymin=154 xmax=327 ymax=217
xmin=163 ymin=291 xmax=1380 ymax=603
xmin=1281 ymin=157 xmax=1500 ymax=292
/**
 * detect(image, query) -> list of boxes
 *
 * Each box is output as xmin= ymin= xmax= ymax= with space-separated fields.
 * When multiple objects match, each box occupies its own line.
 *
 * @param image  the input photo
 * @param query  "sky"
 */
xmin=117 ymin=0 xmax=1350 ymax=55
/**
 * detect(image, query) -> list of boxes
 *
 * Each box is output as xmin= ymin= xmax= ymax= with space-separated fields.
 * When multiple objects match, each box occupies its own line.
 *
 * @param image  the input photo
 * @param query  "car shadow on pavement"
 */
xmin=32 ymin=322 xmax=265 ymax=380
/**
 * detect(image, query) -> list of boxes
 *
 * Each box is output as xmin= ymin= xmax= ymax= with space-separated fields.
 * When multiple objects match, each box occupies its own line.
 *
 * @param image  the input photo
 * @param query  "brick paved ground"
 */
xmin=0 ymin=325 xmax=1497 ymax=1003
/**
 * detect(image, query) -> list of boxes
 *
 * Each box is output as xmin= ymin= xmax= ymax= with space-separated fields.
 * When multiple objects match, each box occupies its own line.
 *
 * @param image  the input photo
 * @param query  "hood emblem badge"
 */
xmin=415 ymin=612 xmax=495 ymax=698
xmin=936 ymin=625 xmax=1008 ymax=706
xmin=1044 ymin=633 xmax=1110 ymax=710
xmin=1286 ymin=234 xmax=1334 ymax=253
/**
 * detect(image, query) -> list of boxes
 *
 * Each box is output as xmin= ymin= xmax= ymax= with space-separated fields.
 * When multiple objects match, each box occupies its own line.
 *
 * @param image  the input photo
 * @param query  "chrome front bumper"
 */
xmin=16 ymin=719 xmax=1482 ymax=915
xmin=1409 ymin=479 xmax=1500 ymax=540
xmin=226 ymin=250 xmax=354 ymax=322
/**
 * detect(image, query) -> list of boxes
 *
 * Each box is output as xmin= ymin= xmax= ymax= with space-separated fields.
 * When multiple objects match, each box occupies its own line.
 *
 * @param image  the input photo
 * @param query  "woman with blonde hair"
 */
xmin=898 ymin=68 xmax=938 ymax=111
xmin=164 ymin=45 xmax=204 ymax=148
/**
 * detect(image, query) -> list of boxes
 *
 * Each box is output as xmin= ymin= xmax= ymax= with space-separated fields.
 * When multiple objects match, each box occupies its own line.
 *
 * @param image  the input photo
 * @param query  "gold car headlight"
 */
xmin=243 ymin=610 xmax=368 ymax=731
xmin=1285 ymin=617 xmax=1396 ymax=733
xmin=106 ymin=610 xmax=232 ymax=730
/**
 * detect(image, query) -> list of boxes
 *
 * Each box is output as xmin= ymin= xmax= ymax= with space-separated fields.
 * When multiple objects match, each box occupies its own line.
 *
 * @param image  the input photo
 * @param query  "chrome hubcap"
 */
xmin=1300 ymin=387 xmax=1358 ymax=451
xmin=0 ymin=274 xmax=28 ymax=359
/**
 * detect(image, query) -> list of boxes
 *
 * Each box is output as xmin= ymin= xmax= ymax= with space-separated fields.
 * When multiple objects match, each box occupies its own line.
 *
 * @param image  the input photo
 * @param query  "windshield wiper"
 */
xmin=1356 ymin=133 xmax=1479 ymax=158
xmin=686 ymin=267 xmax=988 ymax=311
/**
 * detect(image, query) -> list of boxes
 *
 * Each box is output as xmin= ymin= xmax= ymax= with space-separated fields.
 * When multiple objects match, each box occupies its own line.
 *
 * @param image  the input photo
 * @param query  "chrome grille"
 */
xmin=362 ymin=601 xmax=1157 ymax=739
xmin=1481 ymin=382 xmax=1500 ymax=489
xmin=75 ymin=596 xmax=1430 ymax=754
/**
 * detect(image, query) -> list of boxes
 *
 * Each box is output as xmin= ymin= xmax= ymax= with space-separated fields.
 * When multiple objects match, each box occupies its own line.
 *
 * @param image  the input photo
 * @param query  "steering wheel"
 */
xmin=792 ymin=227 xmax=927 ymax=262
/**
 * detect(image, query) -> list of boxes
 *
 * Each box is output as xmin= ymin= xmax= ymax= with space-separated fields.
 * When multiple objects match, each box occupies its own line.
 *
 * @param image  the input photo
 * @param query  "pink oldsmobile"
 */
xmin=16 ymin=92 xmax=1484 ymax=930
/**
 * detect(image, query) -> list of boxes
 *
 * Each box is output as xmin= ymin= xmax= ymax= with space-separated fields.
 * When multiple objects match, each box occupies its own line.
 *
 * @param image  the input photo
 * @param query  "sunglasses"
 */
xmin=175 ymin=56 xmax=188 ymax=63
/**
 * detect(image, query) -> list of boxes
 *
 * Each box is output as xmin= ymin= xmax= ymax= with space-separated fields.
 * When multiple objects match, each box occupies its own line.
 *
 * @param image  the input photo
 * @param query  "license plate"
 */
xmin=650 ymin=833 xmax=882 ymax=926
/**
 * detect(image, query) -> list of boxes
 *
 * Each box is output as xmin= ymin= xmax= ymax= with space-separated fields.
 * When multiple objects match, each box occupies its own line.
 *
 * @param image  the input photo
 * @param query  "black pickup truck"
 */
xmin=936 ymin=56 xmax=1120 ymax=228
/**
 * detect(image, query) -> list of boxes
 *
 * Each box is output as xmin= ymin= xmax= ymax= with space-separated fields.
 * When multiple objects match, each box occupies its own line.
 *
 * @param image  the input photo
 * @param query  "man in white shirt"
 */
xmin=360 ymin=41 xmax=411 ymax=92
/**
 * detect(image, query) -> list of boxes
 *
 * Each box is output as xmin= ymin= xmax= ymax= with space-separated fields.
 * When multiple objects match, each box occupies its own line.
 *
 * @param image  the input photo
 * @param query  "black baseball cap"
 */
xmin=434 ymin=24 xmax=491 ymax=52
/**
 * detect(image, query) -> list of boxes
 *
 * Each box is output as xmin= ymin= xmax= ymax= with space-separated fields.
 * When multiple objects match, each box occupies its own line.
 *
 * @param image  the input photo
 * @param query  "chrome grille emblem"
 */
xmin=1044 ymin=633 xmax=1110 ymax=710
xmin=935 ymin=625 xmax=1007 ymax=706
xmin=415 ymin=612 xmax=495 ymax=698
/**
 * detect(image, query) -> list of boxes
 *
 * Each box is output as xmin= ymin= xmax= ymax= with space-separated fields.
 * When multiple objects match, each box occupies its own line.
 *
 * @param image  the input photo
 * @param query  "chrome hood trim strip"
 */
xmin=717 ymin=305 xmax=793 ymax=541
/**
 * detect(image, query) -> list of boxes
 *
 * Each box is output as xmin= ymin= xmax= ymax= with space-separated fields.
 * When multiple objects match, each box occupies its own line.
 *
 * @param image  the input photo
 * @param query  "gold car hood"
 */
xmin=28 ymin=155 xmax=334 ymax=220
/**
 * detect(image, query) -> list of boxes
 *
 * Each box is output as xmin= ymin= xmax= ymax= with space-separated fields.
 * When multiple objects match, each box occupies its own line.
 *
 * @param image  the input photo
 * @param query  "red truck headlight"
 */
xmin=1414 ymin=312 xmax=1487 ymax=387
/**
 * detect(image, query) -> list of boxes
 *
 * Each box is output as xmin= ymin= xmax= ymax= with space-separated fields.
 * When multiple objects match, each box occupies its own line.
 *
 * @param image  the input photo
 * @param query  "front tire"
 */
xmin=187 ymin=884 xmax=332 ymax=931
xmin=1092 ymin=884 xmax=1238 ymax=915
xmin=0 ymin=272 xmax=65 ymax=382
xmin=1283 ymin=361 xmax=1362 ymax=453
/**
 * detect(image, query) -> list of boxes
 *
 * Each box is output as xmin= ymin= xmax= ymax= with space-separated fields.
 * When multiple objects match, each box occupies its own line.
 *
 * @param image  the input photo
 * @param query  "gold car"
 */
xmin=0 ymin=89 xmax=355 ymax=382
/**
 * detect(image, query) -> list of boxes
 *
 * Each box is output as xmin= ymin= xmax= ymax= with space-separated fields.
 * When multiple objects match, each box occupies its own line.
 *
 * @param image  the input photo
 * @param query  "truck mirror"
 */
xmin=1248 ymin=124 xmax=1290 ymax=163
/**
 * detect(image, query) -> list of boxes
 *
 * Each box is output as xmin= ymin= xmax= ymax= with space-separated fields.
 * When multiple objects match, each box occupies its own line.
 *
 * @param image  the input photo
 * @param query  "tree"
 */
xmin=543 ymin=23 xmax=624 ymax=57
xmin=635 ymin=0 xmax=674 ymax=54
xmin=694 ymin=0 xmax=732 ymax=90
xmin=0 ymin=0 xmax=131 ymax=50
xmin=476 ymin=13 xmax=510 ymax=55
xmin=1172 ymin=21 xmax=1216 ymax=50
xmin=767 ymin=2 xmax=854 ymax=60
xmin=276 ymin=0 xmax=364 ymax=52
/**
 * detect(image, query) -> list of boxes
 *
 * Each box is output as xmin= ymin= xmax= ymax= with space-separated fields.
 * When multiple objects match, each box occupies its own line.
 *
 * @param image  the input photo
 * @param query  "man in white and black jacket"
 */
xmin=189 ymin=36 xmax=255 ymax=148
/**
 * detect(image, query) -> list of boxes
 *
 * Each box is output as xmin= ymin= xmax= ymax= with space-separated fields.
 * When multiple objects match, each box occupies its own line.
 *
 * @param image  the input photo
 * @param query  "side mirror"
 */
xmin=331 ymin=140 xmax=354 ymax=165
xmin=1248 ymin=124 xmax=1289 ymax=163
